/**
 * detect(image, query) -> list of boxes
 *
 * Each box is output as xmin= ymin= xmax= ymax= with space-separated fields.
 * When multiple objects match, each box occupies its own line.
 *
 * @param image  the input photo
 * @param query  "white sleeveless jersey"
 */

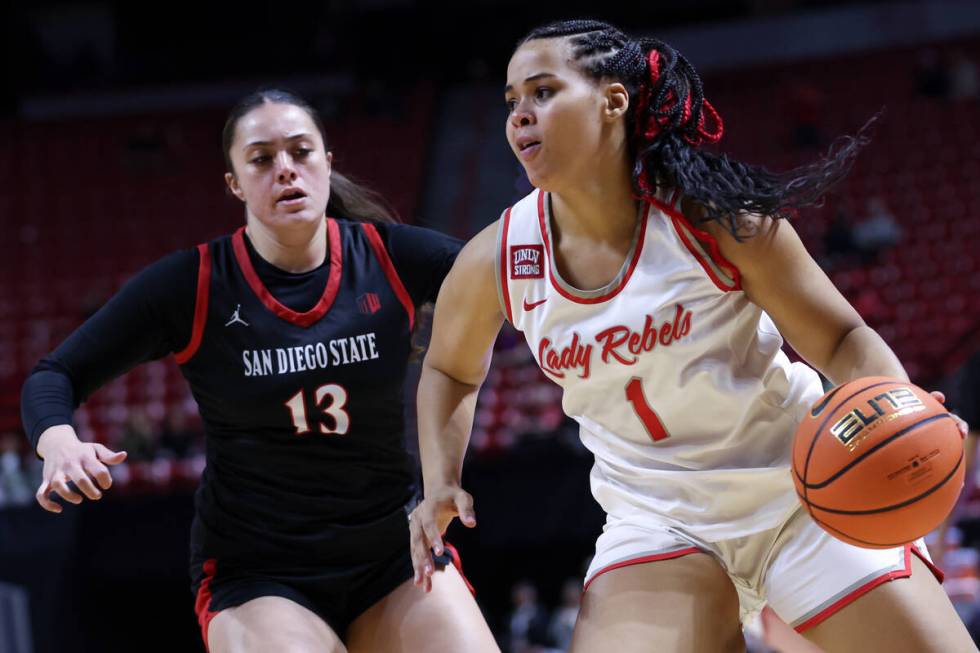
xmin=494 ymin=189 xmax=824 ymax=540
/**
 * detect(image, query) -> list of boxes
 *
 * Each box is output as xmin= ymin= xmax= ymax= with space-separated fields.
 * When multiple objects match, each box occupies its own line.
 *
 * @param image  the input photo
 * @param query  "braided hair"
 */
xmin=518 ymin=20 xmax=871 ymax=236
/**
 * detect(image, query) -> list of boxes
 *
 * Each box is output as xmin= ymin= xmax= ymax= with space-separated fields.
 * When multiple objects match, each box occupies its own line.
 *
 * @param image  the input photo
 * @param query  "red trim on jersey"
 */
xmin=175 ymin=243 xmax=211 ymax=365
xmin=360 ymin=222 xmax=415 ymax=330
xmin=794 ymin=544 xmax=944 ymax=633
xmin=911 ymin=543 xmax=944 ymax=583
xmin=443 ymin=542 xmax=476 ymax=596
xmin=649 ymin=196 xmax=742 ymax=292
xmin=194 ymin=558 xmax=220 ymax=652
xmin=499 ymin=207 xmax=515 ymax=324
xmin=582 ymin=547 xmax=702 ymax=594
xmin=232 ymin=220 xmax=342 ymax=328
xmin=537 ymin=191 xmax=647 ymax=304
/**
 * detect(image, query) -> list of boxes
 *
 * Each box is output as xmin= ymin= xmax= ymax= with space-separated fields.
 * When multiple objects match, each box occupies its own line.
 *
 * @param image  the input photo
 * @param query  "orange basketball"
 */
xmin=792 ymin=376 xmax=965 ymax=549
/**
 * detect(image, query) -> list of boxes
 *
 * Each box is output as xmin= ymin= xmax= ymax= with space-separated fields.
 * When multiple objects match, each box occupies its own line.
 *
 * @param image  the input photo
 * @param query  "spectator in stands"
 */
xmin=0 ymin=432 xmax=32 ymax=507
xmin=821 ymin=207 xmax=859 ymax=270
xmin=117 ymin=408 xmax=157 ymax=463
xmin=917 ymin=48 xmax=952 ymax=99
xmin=547 ymin=579 xmax=580 ymax=651
xmin=157 ymin=409 xmax=200 ymax=460
xmin=951 ymin=50 xmax=979 ymax=101
xmin=853 ymin=196 xmax=902 ymax=263
xmin=786 ymin=81 xmax=825 ymax=149
xmin=507 ymin=580 xmax=552 ymax=653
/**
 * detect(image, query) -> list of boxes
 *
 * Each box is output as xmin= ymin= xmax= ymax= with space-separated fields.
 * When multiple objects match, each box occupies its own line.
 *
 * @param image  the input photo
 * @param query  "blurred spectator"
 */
xmin=853 ymin=196 xmax=902 ymax=263
xmin=547 ymin=579 xmax=580 ymax=651
xmin=158 ymin=410 xmax=200 ymax=460
xmin=945 ymin=547 xmax=980 ymax=625
xmin=786 ymin=81 xmax=826 ymax=149
xmin=508 ymin=580 xmax=552 ymax=653
xmin=118 ymin=409 xmax=157 ymax=463
xmin=0 ymin=432 xmax=32 ymax=507
xmin=917 ymin=48 xmax=952 ymax=99
xmin=951 ymin=50 xmax=979 ymax=101
xmin=821 ymin=208 xmax=859 ymax=270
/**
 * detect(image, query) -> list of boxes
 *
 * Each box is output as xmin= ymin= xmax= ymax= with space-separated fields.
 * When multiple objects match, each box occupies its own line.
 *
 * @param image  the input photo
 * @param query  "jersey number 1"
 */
xmin=285 ymin=384 xmax=350 ymax=436
xmin=625 ymin=377 xmax=670 ymax=441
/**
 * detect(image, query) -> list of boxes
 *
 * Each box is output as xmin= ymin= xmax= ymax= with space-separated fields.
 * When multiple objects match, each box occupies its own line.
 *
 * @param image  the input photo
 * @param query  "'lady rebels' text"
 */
xmin=538 ymin=305 xmax=692 ymax=379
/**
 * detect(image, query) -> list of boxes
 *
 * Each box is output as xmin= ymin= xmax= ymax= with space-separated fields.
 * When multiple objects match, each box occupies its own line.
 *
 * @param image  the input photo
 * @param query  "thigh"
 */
xmin=803 ymin=556 xmax=976 ymax=653
xmin=208 ymin=596 xmax=346 ymax=653
xmin=571 ymin=552 xmax=745 ymax=653
xmin=345 ymin=565 xmax=498 ymax=653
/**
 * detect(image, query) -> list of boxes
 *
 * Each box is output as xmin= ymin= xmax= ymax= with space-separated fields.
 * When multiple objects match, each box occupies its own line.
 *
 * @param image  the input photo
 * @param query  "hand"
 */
xmin=35 ymin=425 xmax=128 ymax=513
xmin=930 ymin=391 xmax=969 ymax=439
xmin=408 ymin=485 xmax=477 ymax=592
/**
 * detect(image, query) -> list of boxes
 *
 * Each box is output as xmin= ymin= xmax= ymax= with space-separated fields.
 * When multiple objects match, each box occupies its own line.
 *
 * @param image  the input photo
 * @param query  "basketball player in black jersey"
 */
xmin=21 ymin=90 xmax=498 ymax=653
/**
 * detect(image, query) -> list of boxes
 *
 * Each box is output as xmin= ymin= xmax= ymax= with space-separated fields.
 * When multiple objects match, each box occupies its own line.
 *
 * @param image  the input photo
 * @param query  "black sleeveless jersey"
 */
xmin=21 ymin=218 xmax=461 ymax=570
xmin=182 ymin=219 xmax=445 ymax=567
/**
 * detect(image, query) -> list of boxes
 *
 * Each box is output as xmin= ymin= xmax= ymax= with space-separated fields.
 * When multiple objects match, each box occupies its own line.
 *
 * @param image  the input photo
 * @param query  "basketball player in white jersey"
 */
xmin=408 ymin=19 xmax=974 ymax=653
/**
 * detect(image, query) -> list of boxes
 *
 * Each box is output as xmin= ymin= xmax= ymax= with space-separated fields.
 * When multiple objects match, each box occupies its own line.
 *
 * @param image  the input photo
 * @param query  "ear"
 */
xmin=603 ymin=82 xmax=630 ymax=122
xmin=224 ymin=172 xmax=246 ymax=202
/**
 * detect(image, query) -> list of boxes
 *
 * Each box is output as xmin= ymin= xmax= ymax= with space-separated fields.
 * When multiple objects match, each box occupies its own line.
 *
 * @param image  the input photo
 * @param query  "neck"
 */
xmin=244 ymin=216 xmax=328 ymax=273
xmin=550 ymin=149 xmax=639 ymax=244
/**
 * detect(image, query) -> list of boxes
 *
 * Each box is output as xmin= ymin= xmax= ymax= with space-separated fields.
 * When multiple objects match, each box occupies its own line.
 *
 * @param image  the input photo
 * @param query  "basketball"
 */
xmin=792 ymin=376 xmax=965 ymax=549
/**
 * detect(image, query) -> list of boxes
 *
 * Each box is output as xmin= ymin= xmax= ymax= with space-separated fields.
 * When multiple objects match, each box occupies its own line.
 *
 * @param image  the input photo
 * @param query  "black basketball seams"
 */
xmin=803 ymin=451 xmax=963 ymax=516
xmin=802 ymin=413 xmax=955 ymax=489
xmin=800 ymin=380 xmax=897 ymax=505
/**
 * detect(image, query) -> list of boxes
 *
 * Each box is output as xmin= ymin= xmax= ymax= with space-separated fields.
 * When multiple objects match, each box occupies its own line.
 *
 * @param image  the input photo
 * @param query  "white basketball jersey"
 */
xmin=495 ymin=188 xmax=825 ymax=540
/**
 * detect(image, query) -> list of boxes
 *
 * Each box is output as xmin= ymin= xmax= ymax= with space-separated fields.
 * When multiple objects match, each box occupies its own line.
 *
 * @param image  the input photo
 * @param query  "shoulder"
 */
xmin=681 ymin=198 xmax=787 ymax=275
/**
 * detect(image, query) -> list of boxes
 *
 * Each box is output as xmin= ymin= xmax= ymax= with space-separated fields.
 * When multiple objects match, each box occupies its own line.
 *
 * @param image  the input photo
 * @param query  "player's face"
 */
xmin=225 ymin=102 xmax=332 ymax=229
xmin=504 ymin=38 xmax=620 ymax=191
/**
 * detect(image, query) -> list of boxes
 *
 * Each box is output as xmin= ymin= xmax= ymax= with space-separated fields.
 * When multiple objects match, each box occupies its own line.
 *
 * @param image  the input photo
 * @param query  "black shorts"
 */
xmin=191 ymin=542 xmax=461 ymax=648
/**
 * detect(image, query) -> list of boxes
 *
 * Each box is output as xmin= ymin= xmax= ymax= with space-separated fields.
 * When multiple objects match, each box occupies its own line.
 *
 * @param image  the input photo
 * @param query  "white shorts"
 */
xmin=583 ymin=506 xmax=943 ymax=632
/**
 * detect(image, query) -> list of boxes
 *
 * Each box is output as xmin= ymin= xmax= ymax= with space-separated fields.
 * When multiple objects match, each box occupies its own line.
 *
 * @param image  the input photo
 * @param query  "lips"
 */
xmin=515 ymin=135 xmax=542 ymax=161
xmin=277 ymin=188 xmax=307 ymax=203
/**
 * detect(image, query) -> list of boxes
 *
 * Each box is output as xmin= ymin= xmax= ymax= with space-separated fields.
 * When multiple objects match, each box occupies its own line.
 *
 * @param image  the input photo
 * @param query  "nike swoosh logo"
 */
xmin=523 ymin=297 xmax=548 ymax=311
xmin=810 ymin=384 xmax=844 ymax=418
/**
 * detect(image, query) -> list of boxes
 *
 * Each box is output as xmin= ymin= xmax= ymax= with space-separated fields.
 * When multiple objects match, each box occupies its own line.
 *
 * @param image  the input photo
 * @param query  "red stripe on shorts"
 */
xmin=794 ymin=544 xmax=944 ymax=633
xmin=582 ymin=547 xmax=703 ymax=594
xmin=194 ymin=558 xmax=220 ymax=652
xmin=443 ymin=542 xmax=476 ymax=596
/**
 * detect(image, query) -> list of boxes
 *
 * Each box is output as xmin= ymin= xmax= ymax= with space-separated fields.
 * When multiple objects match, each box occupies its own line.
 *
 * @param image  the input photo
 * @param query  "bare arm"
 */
xmin=411 ymin=221 xmax=505 ymax=589
xmin=702 ymin=213 xmax=905 ymax=384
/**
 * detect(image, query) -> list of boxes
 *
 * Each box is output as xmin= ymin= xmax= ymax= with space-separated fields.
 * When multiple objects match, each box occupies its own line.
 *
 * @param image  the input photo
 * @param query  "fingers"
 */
xmin=409 ymin=513 xmax=436 ymax=593
xmin=453 ymin=490 xmax=477 ymax=528
xmin=931 ymin=391 xmax=946 ymax=404
xmin=94 ymin=443 xmax=127 ymax=465
xmin=422 ymin=512 xmax=445 ymax=558
xmin=50 ymin=476 xmax=83 ymax=505
xmin=952 ymin=414 xmax=970 ymax=439
xmin=82 ymin=456 xmax=113 ymax=491
xmin=35 ymin=481 xmax=62 ymax=513
xmin=68 ymin=463 xmax=103 ymax=500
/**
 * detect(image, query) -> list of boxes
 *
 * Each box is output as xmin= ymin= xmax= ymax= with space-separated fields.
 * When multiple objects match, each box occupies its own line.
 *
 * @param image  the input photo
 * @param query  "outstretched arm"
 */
xmin=410 ymin=221 xmax=505 ymax=591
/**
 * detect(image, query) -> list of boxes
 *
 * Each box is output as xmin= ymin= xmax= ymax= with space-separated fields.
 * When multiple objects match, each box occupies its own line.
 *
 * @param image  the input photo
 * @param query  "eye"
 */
xmin=294 ymin=147 xmax=313 ymax=158
xmin=505 ymin=98 xmax=518 ymax=112
xmin=249 ymin=154 xmax=271 ymax=165
xmin=535 ymin=86 xmax=553 ymax=100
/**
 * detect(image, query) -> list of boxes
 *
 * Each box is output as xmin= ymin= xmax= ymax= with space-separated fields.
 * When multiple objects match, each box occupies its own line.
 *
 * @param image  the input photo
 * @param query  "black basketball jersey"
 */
xmin=176 ymin=219 xmax=442 ymax=567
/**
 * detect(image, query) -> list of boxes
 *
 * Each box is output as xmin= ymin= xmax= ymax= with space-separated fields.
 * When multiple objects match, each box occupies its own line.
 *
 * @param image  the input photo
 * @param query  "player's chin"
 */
xmin=522 ymin=165 xmax=554 ymax=192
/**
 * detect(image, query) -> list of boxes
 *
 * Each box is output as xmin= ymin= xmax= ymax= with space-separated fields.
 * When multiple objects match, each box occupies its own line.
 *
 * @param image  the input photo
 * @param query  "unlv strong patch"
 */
xmin=510 ymin=245 xmax=544 ymax=279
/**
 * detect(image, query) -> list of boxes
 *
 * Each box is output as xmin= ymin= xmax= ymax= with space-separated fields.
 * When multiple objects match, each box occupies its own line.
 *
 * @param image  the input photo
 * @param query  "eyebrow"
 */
xmin=244 ymin=133 xmax=313 ymax=148
xmin=504 ymin=72 xmax=557 ymax=94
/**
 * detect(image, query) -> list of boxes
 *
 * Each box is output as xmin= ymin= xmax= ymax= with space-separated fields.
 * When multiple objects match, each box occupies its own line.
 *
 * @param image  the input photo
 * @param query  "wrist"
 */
xmin=36 ymin=424 xmax=79 ymax=459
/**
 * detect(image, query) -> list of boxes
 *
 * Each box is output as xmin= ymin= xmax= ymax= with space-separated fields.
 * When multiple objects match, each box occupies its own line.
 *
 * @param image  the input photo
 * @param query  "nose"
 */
xmin=509 ymin=99 xmax=535 ymax=129
xmin=274 ymin=151 xmax=297 ymax=182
